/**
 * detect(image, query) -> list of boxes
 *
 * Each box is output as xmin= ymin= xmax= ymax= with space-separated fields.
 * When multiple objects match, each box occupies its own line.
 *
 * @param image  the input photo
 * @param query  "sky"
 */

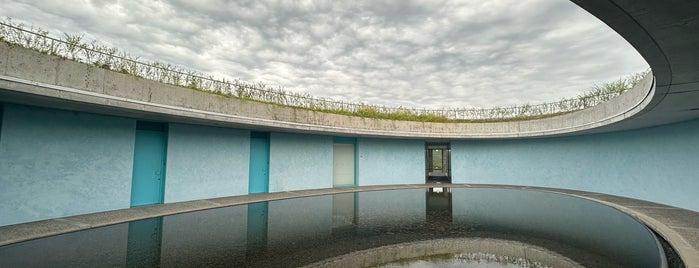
xmin=0 ymin=0 xmax=648 ymax=109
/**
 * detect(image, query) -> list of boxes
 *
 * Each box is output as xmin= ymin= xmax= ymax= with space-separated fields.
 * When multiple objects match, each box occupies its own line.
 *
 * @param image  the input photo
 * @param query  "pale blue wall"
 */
xmin=269 ymin=132 xmax=333 ymax=191
xmin=164 ymin=124 xmax=250 ymax=203
xmin=0 ymin=104 xmax=135 ymax=226
xmin=357 ymin=138 xmax=424 ymax=185
xmin=452 ymin=119 xmax=699 ymax=212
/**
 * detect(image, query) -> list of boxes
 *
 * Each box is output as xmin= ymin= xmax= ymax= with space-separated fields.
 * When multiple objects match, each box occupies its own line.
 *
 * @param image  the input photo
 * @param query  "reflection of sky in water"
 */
xmin=0 ymin=188 xmax=661 ymax=267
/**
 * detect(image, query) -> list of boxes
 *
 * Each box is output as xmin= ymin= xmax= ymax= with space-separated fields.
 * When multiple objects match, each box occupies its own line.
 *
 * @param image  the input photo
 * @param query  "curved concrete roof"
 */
xmin=0 ymin=0 xmax=697 ymax=138
xmin=571 ymin=0 xmax=699 ymax=133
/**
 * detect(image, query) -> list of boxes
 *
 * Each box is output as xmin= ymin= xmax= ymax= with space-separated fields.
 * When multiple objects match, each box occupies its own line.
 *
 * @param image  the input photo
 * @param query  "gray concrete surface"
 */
xmin=0 ymin=46 xmax=654 ymax=139
xmin=0 ymin=1 xmax=697 ymax=139
xmin=0 ymin=184 xmax=696 ymax=266
xmin=571 ymin=0 xmax=699 ymax=134
xmin=305 ymin=238 xmax=583 ymax=268
xmin=1 ymin=1 xmax=697 ymax=139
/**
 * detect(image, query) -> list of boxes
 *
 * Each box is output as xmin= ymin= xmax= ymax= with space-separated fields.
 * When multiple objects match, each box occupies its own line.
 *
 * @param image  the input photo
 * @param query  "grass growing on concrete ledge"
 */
xmin=0 ymin=17 xmax=649 ymax=123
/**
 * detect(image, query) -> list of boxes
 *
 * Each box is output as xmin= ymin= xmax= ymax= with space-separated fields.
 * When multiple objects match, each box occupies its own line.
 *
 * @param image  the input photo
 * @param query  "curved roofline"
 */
xmin=1 ymin=0 xmax=697 ymax=139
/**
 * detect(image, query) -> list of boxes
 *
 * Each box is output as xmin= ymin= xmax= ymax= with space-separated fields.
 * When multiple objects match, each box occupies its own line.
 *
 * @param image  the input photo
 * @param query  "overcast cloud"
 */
xmin=0 ymin=0 xmax=648 ymax=109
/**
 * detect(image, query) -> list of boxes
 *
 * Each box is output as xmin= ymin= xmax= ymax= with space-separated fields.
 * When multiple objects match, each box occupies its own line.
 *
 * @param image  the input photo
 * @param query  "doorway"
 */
xmin=425 ymin=143 xmax=451 ymax=183
xmin=130 ymin=121 xmax=167 ymax=206
xmin=249 ymin=132 xmax=270 ymax=194
xmin=333 ymin=137 xmax=356 ymax=187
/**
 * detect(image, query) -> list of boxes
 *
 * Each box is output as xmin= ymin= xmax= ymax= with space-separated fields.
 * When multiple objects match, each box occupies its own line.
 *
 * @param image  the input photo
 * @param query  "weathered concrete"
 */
xmin=0 ymin=40 xmax=654 ymax=139
xmin=305 ymin=238 xmax=583 ymax=268
xmin=572 ymin=0 xmax=699 ymax=132
xmin=0 ymin=1 xmax=698 ymax=139
xmin=0 ymin=184 xmax=696 ymax=266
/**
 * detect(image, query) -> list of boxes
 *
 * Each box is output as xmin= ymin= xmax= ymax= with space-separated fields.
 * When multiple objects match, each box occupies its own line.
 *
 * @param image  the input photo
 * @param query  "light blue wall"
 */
xmin=357 ymin=138 xmax=424 ymax=185
xmin=269 ymin=132 xmax=333 ymax=191
xmin=0 ymin=104 xmax=135 ymax=226
xmin=164 ymin=124 xmax=250 ymax=203
xmin=452 ymin=119 xmax=699 ymax=212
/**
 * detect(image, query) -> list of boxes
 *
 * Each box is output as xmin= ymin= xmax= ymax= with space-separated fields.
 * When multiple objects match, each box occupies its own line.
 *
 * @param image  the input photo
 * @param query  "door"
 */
xmin=131 ymin=122 xmax=167 ymax=206
xmin=249 ymin=132 xmax=270 ymax=194
xmin=333 ymin=143 xmax=355 ymax=187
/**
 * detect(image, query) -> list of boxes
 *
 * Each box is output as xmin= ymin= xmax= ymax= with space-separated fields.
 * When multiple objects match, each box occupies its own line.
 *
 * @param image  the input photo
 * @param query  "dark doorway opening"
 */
xmin=425 ymin=143 xmax=451 ymax=183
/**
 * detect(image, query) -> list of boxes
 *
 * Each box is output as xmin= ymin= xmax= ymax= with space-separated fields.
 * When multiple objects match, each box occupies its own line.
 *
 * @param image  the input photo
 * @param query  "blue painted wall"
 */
xmin=268 ymin=132 xmax=333 ymax=191
xmin=164 ymin=124 xmax=250 ymax=202
xmin=357 ymin=138 xmax=424 ymax=185
xmin=0 ymin=104 xmax=135 ymax=226
xmin=452 ymin=119 xmax=699 ymax=212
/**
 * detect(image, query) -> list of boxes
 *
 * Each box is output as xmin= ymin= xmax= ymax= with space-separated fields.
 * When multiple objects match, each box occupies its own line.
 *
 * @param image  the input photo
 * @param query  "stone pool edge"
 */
xmin=0 ymin=183 xmax=696 ymax=267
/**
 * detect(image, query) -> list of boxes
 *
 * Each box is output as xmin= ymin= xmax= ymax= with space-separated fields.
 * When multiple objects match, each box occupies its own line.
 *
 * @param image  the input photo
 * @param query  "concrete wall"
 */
xmin=269 ymin=132 xmax=333 ymax=191
xmin=357 ymin=138 xmax=425 ymax=185
xmin=0 ymin=104 xmax=135 ymax=226
xmin=164 ymin=124 xmax=250 ymax=203
xmin=452 ymin=119 xmax=699 ymax=212
xmin=0 ymin=41 xmax=656 ymax=139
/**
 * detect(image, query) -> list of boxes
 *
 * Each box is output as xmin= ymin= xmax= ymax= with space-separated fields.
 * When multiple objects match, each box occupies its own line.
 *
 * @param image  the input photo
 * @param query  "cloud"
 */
xmin=0 ymin=0 xmax=648 ymax=109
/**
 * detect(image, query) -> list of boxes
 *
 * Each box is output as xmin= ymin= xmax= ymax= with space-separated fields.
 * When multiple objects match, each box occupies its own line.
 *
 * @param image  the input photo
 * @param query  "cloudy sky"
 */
xmin=0 ymin=0 xmax=648 ymax=109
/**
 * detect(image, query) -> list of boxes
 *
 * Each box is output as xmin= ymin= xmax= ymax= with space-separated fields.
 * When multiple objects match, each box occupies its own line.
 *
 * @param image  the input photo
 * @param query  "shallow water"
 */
xmin=0 ymin=188 xmax=663 ymax=267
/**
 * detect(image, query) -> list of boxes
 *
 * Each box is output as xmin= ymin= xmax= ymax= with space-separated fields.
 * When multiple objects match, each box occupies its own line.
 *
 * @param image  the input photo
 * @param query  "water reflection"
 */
xmin=126 ymin=218 xmax=162 ymax=267
xmin=0 ymin=188 xmax=663 ymax=268
xmin=426 ymin=187 xmax=452 ymax=224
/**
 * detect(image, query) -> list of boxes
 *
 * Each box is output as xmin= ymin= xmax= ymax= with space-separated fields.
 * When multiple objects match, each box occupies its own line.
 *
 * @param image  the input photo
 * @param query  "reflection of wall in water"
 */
xmin=266 ymin=195 xmax=333 ymax=248
xmin=357 ymin=189 xmax=426 ymax=228
xmin=160 ymin=206 xmax=248 ymax=266
xmin=0 ymin=222 xmax=129 ymax=267
xmin=450 ymin=188 xmax=660 ymax=267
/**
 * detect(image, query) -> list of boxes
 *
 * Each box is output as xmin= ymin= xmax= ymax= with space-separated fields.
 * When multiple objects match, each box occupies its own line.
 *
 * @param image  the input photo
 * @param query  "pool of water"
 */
xmin=0 ymin=188 xmax=664 ymax=267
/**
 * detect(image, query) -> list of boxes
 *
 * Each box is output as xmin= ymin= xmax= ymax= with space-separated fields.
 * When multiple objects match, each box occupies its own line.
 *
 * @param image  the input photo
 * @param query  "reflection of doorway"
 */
xmin=332 ymin=193 xmax=358 ymax=236
xmin=426 ymin=187 xmax=452 ymax=223
xmin=425 ymin=143 xmax=451 ymax=183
